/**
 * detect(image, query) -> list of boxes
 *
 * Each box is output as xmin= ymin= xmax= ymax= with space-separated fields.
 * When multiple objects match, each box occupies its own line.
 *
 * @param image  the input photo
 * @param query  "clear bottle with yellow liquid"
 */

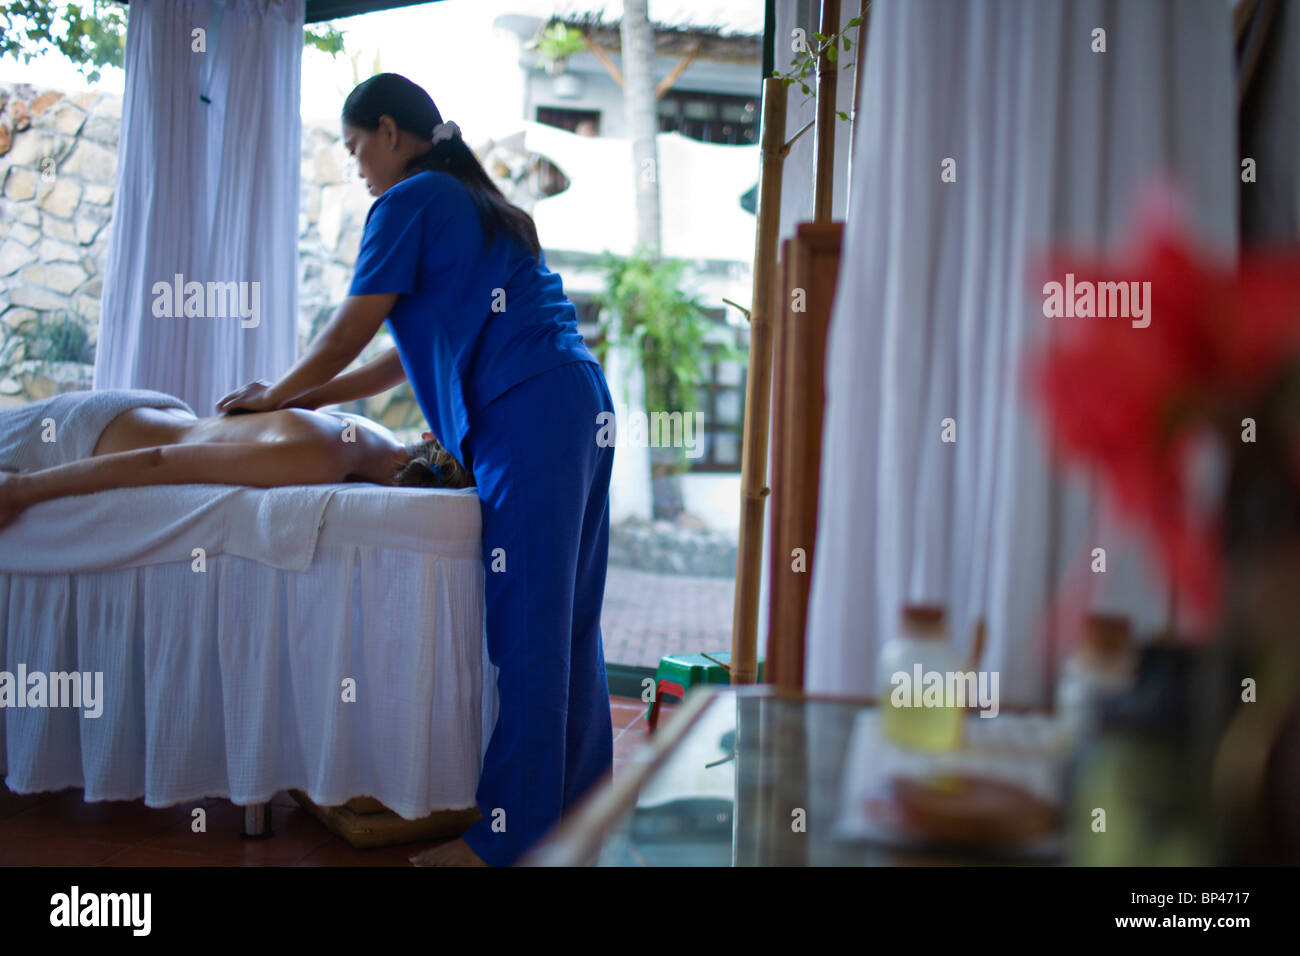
xmin=878 ymin=605 xmax=965 ymax=752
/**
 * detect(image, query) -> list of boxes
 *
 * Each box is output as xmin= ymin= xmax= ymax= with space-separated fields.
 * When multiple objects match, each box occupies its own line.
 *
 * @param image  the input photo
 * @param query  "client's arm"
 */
xmin=0 ymin=441 xmax=348 ymax=531
xmin=284 ymin=347 xmax=406 ymax=410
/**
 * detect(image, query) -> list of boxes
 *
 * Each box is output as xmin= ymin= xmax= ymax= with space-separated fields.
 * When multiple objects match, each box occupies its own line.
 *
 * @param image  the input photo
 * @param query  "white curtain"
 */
xmin=94 ymin=0 xmax=302 ymax=416
xmin=804 ymin=0 xmax=1238 ymax=708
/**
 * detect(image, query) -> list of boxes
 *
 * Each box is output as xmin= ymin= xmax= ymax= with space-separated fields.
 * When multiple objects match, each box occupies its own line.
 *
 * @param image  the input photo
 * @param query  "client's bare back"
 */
xmin=94 ymin=405 xmax=377 ymax=457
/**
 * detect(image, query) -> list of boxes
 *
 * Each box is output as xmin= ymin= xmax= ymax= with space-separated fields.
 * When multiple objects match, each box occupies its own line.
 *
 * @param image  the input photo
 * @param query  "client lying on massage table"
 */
xmin=0 ymin=388 xmax=474 ymax=531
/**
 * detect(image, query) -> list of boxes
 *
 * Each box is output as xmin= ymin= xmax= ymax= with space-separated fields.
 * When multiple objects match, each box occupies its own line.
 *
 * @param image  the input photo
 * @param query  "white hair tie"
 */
xmin=432 ymin=120 xmax=461 ymax=144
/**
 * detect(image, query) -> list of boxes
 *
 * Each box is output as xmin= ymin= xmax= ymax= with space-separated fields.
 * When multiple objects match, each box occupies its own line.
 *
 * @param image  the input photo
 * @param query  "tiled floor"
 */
xmin=601 ymin=566 xmax=734 ymax=668
xmin=0 ymin=694 xmax=672 ymax=866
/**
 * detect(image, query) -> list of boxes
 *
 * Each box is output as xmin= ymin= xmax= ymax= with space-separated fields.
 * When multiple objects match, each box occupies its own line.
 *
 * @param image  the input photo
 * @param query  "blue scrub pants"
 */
xmin=459 ymin=359 xmax=615 ymax=865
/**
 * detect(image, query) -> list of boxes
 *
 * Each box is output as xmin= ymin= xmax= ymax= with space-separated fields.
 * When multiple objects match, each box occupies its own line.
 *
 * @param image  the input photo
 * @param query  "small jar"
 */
xmin=1064 ymin=644 xmax=1211 ymax=865
xmin=878 ymin=605 xmax=965 ymax=751
xmin=1056 ymin=614 xmax=1137 ymax=745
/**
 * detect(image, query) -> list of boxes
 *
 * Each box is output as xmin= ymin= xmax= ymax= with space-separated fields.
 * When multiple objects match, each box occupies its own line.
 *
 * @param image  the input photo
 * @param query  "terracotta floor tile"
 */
xmin=138 ymin=803 xmax=333 ymax=865
xmin=0 ymin=790 xmax=198 ymax=844
xmin=0 ymin=833 xmax=130 ymax=866
xmin=610 ymin=705 xmax=648 ymax=730
xmin=293 ymin=836 xmax=425 ymax=867
xmin=99 ymin=846 xmax=235 ymax=867
xmin=0 ymin=785 xmax=55 ymax=822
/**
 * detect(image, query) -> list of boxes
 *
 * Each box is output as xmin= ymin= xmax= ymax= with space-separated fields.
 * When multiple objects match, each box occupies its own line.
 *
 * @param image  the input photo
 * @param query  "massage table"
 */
xmin=0 ymin=478 xmax=496 ymax=836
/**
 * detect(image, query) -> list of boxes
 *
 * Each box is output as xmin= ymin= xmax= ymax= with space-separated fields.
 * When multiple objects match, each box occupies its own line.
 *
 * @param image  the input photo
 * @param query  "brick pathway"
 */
xmin=600 ymin=566 xmax=735 ymax=669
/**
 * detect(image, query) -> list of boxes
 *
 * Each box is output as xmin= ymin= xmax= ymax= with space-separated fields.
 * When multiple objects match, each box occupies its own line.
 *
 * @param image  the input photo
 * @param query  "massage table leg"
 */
xmin=241 ymin=801 xmax=273 ymax=838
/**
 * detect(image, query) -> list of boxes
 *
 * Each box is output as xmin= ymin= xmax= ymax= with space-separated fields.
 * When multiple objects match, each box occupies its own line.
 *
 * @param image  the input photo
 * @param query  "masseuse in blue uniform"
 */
xmin=217 ymin=73 xmax=615 ymax=867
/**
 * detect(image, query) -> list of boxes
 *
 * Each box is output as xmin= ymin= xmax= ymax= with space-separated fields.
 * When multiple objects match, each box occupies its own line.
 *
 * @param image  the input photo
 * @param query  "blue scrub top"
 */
xmin=348 ymin=168 xmax=598 ymax=468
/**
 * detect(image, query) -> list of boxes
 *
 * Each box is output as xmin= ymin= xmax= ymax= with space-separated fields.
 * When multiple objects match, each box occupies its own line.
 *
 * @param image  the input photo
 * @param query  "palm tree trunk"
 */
xmin=621 ymin=0 xmax=660 ymax=254
xmin=621 ymin=0 xmax=683 ymax=518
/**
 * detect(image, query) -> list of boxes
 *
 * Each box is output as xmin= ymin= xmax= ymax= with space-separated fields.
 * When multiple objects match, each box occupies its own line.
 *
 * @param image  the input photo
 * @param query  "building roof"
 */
xmin=299 ymin=0 xmax=763 ymax=32
xmin=504 ymin=1 xmax=763 ymax=37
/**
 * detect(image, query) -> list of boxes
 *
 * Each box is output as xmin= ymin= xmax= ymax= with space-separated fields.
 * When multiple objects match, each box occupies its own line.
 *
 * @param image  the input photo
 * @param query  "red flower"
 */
xmin=1029 ymin=214 xmax=1300 ymax=631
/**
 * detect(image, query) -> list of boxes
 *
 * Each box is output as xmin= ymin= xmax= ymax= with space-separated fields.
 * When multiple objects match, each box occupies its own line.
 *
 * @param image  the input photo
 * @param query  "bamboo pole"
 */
xmin=765 ymin=236 xmax=791 ymax=684
xmin=769 ymin=222 xmax=842 ymax=691
xmin=729 ymin=76 xmax=788 ymax=686
xmin=812 ymin=0 xmax=841 ymax=224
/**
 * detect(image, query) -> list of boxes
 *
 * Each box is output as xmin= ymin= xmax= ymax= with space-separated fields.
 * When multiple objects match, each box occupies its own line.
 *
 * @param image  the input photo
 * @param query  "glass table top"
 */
xmin=528 ymin=687 xmax=1069 ymax=866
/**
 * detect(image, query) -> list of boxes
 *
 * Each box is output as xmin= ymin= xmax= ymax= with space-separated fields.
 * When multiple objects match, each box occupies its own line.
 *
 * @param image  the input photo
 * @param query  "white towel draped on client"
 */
xmin=804 ymin=0 xmax=1238 ymax=707
xmin=0 ymin=388 xmax=191 ymax=472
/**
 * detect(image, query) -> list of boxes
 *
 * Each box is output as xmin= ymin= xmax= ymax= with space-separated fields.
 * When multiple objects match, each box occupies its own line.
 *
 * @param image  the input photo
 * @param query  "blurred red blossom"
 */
xmin=1028 ymin=216 xmax=1300 ymax=631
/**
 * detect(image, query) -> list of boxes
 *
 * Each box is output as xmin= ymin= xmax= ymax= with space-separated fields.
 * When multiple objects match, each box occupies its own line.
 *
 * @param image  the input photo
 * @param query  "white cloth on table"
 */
xmin=0 ymin=483 xmax=339 ymax=575
xmin=0 ymin=485 xmax=494 ymax=818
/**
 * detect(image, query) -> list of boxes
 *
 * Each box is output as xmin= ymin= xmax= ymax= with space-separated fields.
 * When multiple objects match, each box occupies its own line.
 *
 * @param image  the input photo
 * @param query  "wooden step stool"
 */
xmin=289 ymin=791 xmax=481 ymax=849
xmin=646 ymin=651 xmax=765 ymax=732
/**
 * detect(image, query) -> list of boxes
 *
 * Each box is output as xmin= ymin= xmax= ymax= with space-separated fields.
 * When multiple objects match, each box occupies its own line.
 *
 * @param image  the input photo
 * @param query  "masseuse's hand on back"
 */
xmin=216 ymin=295 xmax=399 ymax=416
xmin=216 ymin=379 xmax=281 ymax=415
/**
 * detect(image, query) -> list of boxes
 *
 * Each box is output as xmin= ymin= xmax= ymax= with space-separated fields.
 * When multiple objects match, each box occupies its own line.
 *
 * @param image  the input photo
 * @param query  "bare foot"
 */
xmin=409 ymin=837 xmax=491 ymax=867
xmin=0 ymin=472 xmax=26 ymax=531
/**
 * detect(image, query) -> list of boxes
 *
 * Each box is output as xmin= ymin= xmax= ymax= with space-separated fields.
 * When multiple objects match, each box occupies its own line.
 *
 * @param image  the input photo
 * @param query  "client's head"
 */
xmin=394 ymin=435 xmax=474 ymax=489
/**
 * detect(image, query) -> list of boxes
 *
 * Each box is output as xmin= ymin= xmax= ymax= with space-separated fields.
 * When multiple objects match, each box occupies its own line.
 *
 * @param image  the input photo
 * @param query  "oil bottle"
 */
xmin=878 ymin=605 xmax=965 ymax=751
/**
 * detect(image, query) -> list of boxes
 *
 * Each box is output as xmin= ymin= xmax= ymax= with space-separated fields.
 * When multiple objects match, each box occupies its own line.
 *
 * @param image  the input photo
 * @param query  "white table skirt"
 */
xmin=0 ymin=533 xmax=496 ymax=820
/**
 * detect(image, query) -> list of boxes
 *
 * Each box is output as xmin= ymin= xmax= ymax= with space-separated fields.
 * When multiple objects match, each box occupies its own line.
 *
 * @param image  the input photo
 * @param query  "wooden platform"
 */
xmin=289 ymin=791 xmax=481 ymax=849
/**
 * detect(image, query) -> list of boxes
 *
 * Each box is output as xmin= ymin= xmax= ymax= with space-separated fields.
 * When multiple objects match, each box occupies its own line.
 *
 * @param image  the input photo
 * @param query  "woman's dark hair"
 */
xmin=394 ymin=435 xmax=475 ymax=489
xmin=343 ymin=72 xmax=542 ymax=261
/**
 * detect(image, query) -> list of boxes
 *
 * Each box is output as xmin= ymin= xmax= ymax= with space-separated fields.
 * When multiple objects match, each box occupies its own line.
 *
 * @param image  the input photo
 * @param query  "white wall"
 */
xmin=681 ymin=473 xmax=742 ymax=535
xmin=604 ymin=342 xmax=653 ymax=523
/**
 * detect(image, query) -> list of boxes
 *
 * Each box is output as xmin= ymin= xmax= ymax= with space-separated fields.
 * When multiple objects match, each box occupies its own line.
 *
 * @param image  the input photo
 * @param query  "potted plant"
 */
xmin=594 ymin=245 xmax=745 ymax=521
xmin=528 ymin=21 xmax=586 ymax=77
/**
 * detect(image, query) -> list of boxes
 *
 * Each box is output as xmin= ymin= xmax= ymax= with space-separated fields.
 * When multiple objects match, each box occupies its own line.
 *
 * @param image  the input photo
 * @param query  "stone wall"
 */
xmin=0 ymin=82 xmax=423 ymax=433
xmin=0 ymin=83 xmax=118 ymax=406
xmin=297 ymin=121 xmax=424 ymax=434
xmin=609 ymin=516 xmax=738 ymax=577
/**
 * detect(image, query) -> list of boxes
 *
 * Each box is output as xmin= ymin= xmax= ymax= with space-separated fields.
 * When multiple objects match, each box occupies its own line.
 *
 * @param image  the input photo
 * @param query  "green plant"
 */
xmin=0 ymin=1 xmax=345 ymax=83
xmin=527 ymin=21 xmax=586 ymax=70
xmin=594 ymin=246 xmax=706 ymax=415
xmin=31 ymin=311 xmax=94 ymax=364
xmin=0 ymin=1 xmax=124 ymax=84
xmin=0 ymin=311 xmax=94 ymax=384
xmin=348 ymin=46 xmax=382 ymax=85
xmin=593 ymin=245 xmax=747 ymax=477
xmin=304 ymin=24 xmax=346 ymax=58
xmin=0 ymin=325 xmax=25 ymax=374
xmin=771 ymin=10 xmax=867 ymax=120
